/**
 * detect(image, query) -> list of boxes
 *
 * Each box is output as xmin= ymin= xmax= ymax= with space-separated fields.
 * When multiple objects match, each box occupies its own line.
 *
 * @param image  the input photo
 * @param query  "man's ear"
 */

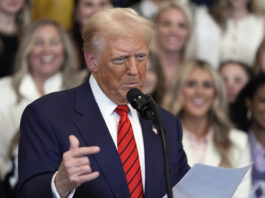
xmin=84 ymin=52 xmax=98 ymax=73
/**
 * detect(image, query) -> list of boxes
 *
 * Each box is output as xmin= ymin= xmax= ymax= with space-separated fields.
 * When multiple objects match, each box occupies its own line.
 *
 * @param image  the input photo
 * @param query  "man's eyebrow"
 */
xmin=112 ymin=55 xmax=129 ymax=59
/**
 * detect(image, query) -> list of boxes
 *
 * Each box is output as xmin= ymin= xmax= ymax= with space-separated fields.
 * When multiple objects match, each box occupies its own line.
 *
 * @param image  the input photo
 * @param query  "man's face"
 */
xmin=90 ymin=35 xmax=148 ymax=105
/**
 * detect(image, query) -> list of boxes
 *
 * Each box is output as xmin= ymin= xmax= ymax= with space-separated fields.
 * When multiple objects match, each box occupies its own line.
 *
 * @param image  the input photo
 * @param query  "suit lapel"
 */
xmin=140 ymin=119 xmax=165 ymax=198
xmin=74 ymin=82 xmax=130 ymax=197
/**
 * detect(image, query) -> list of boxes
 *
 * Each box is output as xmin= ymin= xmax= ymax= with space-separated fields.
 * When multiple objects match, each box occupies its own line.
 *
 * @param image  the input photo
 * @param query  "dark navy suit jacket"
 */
xmin=17 ymin=81 xmax=189 ymax=198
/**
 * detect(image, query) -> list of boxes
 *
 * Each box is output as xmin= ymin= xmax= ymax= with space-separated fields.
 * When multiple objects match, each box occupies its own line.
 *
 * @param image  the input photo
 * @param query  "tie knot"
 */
xmin=115 ymin=105 xmax=129 ymax=116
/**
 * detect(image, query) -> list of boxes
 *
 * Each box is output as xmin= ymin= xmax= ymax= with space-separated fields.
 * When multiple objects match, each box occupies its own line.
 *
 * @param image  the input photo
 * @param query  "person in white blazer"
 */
xmin=0 ymin=19 xmax=82 ymax=196
xmin=162 ymin=59 xmax=251 ymax=198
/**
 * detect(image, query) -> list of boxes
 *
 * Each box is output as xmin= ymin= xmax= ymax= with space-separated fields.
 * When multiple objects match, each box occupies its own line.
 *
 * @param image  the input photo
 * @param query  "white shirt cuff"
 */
xmin=51 ymin=171 xmax=75 ymax=198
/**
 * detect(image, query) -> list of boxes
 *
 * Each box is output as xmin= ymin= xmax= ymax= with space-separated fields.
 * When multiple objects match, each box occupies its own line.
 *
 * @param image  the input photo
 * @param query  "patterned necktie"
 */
xmin=115 ymin=105 xmax=144 ymax=198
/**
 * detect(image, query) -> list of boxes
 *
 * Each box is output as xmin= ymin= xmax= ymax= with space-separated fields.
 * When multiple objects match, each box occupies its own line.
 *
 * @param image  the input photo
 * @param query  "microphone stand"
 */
xmin=145 ymin=95 xmax=173 ymax=198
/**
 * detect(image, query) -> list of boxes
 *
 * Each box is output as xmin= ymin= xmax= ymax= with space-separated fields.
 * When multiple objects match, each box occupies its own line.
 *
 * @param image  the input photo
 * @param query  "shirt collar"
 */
xmin=89 ymin=75 xmax=137 ymax=118
xmin=89 ymin=75 xmax=117 ymax=118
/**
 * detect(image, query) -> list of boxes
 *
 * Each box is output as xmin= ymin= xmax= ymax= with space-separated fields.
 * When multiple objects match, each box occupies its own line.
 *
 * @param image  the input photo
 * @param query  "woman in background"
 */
xmin=219 ymin=61 xmax=253 ymax=125
xmin=163 ymin=60 xmax=251 ymax=198
xmin=219 ymin=61 xmax=252 ymax=104
xmin=142 ymin=52 xmax=165 ymax=105
xmin=211 ymin=0 xmax=265 ymax=66
xmin=0 ymin=0 xmax=31 ymax=77
xmin=70 ymin=0 xmax=112 ymax=71
xmin=151 ymin=0 xmax=194 ymax=89
xmin=0 ymin=19 xmax=82 ymax=197
xmin=233 ymin=74 xmax=265 ymax=197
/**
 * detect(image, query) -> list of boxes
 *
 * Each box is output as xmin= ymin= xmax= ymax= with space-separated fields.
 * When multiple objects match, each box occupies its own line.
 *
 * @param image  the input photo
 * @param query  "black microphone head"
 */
xmin=127 ymin=88 xmax=155 ymax=120
xmin=127 ymin=88 xmax=145 ymax=107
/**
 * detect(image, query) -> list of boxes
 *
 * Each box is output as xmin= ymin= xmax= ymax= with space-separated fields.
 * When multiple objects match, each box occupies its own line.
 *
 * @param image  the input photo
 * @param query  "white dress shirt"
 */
xmin=52 ymin=75 xmax=145 ymax=197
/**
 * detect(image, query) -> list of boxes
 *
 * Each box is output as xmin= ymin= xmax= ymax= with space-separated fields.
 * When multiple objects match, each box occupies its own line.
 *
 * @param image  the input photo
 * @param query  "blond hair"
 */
xmin=151 ymin=0 xmax=195 ymax=60
xmin=163 ymin=60 xmax=233 ymax=167
xmin=83 ymin=8 xmax=155 ymax=54
xmin=17 ymin=0 xmax=32 ymax=35
xmin=12 ymin=19 xmax=81 ymax=102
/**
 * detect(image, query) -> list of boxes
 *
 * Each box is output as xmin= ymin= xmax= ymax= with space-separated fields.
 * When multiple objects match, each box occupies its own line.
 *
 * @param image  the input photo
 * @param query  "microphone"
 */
xmin=126 ymin=88 xmax=155 ymax=121
xmin=127 ymin=88 xmax=173 ymax=198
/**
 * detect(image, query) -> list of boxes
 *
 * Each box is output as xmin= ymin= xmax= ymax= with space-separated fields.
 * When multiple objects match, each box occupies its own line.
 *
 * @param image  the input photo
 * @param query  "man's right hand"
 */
xmin=55 ymin=135 xmax=100 ymax=198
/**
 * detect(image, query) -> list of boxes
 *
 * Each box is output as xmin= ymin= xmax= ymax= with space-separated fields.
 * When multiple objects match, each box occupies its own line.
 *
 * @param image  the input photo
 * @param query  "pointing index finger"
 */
xmin=70 ymin=146 xmax=100 ymax=158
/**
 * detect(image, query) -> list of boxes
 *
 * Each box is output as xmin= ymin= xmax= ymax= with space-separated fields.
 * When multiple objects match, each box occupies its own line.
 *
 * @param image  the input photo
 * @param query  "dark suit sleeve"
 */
xmin=17 ymin=104 xmax=62 ymax=198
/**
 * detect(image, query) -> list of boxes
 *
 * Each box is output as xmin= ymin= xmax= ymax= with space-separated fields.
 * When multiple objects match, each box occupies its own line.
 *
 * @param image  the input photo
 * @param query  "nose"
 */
xmin=127 ymin=57 xmax=138 ymax=75
xmin=226 ymin=80 xmax=234 ymax=91
xmin=91 ymin=6 xmax=102 ymax=16
xmin=42 ymin=42 xmax=52 ymax=52
xmin=169 ymin=24 xmax=180 ymax=34
xmin=195 ymin=84 xmax=204 ymax=95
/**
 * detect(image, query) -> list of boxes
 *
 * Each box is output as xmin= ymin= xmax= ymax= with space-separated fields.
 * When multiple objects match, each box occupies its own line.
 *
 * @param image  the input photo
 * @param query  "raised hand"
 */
xmin=55 ymin=135 xmax=100 ymax=198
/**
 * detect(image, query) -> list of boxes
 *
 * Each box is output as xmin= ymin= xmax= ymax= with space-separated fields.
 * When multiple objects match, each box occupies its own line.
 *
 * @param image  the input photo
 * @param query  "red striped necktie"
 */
xmin=115 ymin=105 xmax=144 ymax=198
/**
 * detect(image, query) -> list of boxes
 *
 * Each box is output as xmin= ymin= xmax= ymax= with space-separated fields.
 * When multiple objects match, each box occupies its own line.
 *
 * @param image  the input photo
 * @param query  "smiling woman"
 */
xmin=162 ymin=59 xmax=251 ymax=198
xmin=150 ymin=1 xmax=194 ymax=89
xmin=0 ymin=19 xmax=82 ymax=196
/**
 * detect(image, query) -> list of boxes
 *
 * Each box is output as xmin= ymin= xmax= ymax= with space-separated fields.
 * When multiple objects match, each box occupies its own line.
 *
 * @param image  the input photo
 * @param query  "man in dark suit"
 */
xmin=17 ymin=8 xmax=189 ymax=198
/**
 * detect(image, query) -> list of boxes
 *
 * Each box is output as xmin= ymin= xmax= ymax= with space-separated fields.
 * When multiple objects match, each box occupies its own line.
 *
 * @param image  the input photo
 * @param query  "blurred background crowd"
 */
xmin=1 ymin=0 xmax=265 ymax=197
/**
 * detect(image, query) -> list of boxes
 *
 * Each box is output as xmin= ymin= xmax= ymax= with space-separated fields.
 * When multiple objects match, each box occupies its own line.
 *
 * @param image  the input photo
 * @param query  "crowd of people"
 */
xmin=0 ymin=0 xmax=265 ymax=197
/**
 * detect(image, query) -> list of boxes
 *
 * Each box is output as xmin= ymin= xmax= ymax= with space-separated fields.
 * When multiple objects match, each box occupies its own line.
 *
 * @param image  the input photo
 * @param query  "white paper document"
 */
xmin=163 ymin=163 xmax=251 ymax=198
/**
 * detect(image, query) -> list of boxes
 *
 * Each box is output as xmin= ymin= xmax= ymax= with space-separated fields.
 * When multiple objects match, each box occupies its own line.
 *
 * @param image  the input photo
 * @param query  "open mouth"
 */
xmin=39 ymin=55 xmax=56 ymax=64
xmin=192 ymin=98 xmax=205 ymax=107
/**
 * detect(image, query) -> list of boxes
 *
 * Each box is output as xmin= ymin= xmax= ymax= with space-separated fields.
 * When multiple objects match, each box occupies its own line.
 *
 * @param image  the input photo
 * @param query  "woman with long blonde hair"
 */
xmin=163 ymin=60 xmax=251 ymax=197
xmin=0 ymin=19 xmax=82 ymax=196
xmin=151 ymin=0 xmax=194 ymax=88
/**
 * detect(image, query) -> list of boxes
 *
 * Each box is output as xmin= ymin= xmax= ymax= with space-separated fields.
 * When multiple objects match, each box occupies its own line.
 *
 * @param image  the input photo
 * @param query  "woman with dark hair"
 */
xmin=142 ymin=52 xmax=166 ymax=105
xmin=219 ymin=60 xmax=253 ymax=104
xmin=233 ymin=74 xmax=265 ymax=197
xmin=70 ymin=0 xmax=112 ymax=71
xmin=219 ymin=60 xmax=253 ymax=124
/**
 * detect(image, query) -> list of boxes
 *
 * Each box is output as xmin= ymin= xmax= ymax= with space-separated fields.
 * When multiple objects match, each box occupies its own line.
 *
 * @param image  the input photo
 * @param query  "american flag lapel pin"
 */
xmin=152 ymin=125 xmax=158 ymax=135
